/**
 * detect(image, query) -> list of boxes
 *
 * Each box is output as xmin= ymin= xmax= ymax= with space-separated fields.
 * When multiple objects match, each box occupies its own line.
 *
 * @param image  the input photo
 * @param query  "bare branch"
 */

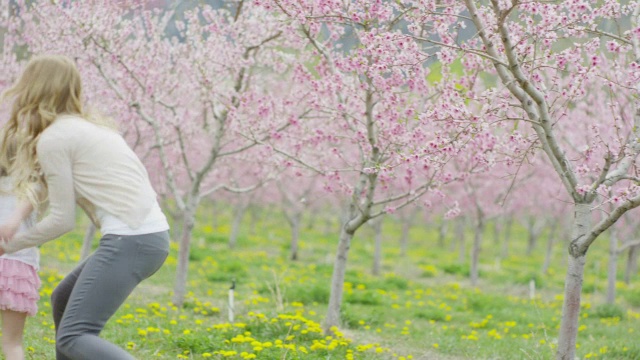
xmin=388 ymin=6 xmax=416 ymax=31
xmin=618 ymin=239 xmax=640 ymax=253
xmin=174 ymin=124 xmax=195 ymax=181
xmin=587 ymin=152 xmax=612 ymax=201
xmin=582 ymin=28 xmax=632 ymax=45
xmin=579 ymin=193 xmax=640 ymax=252
xmin=413 ymin=36 xmax=509 ymax=67
xmin=245 ymin=31 xmax=283 ymax=55
xmin=200 ymin=172 xmax=277 ymax=198
xmin=234 ymin=0 xmax=245 ymax=23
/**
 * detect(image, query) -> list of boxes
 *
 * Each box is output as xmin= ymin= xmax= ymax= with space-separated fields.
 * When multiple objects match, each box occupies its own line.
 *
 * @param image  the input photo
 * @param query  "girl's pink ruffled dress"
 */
xmin=0 ymin=259 xmax=40 ymax=316
xmin=0 ymin=177 xmax=41 ymax=317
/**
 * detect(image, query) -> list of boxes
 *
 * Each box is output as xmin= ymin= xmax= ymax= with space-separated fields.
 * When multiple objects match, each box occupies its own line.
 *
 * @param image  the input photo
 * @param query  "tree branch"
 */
xmin=413 ymin=36 xmax=508 ymax=67
xmin=579 ymin=193 xmax=640 ymax=252
xmin=618 ymin=239 xmax=640 ymax=253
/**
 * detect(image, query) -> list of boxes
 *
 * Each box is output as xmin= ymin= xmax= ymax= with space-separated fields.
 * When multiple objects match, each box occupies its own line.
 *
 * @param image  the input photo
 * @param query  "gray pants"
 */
xmin=51 ymin=231 xmax=169 ymax=360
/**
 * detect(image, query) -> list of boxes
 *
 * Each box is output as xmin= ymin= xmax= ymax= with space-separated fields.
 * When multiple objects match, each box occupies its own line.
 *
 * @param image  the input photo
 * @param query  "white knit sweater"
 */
xmin=2 ymin=115 xmax=164 ymax=253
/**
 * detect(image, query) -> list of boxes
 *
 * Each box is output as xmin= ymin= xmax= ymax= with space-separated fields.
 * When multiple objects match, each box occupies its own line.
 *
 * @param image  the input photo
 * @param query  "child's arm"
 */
xmin=0 ymin=200 xmax=34 ymax=241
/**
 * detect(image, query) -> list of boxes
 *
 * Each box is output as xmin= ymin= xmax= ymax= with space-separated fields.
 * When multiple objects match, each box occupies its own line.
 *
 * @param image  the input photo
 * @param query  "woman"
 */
xmin=0 ymin=55 xmax=170 ymax=360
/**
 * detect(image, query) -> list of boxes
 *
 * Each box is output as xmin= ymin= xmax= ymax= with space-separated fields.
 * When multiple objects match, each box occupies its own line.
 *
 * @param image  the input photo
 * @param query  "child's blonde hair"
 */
xmin=0 ymin=54 xmax=114 ymax=206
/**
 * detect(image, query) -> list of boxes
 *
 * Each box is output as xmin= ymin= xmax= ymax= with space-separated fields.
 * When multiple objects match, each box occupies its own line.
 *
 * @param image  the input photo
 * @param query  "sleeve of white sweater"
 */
xmin=1 ymin=134 xmax=77 ymax=253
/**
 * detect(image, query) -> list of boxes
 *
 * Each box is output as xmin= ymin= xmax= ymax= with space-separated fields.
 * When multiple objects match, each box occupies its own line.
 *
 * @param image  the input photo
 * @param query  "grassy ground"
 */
xmin=11 ymin=205 xmax=640 ymax=359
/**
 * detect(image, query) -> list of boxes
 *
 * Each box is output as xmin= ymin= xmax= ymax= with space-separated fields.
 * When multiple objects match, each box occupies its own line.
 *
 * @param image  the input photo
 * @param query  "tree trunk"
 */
xmin=211 ymin=200 xmax=218 ymax=230
xmin=172 ymin=217 xmax=183 ymax=244
xmin=162 ymin=207 xmax=182 ymax=243
xmin=289 ymin=212 xmax=302 ymax=261
xmin=557 ymin=203 xmax=590 ymax=360
xmin=437 ymin=218 xmax=447 ymax=248
xmin=501 ymin=215 xmax=513 ymax=258
xmin=400 ymin=218 xmax=410 ymax=256
xmin=80 ymin=223 xmax=97 ymax=261
xmin=324 ymin=215 xmax=333 ymax=236
xmin=457 ymin=217 xmax=466 ymax=264
xmin=372 ymin=218 xmax=383 ymax=276
xmin=248 ymin=205 xmax=259 ymax=236
xmin=173 ymin=202 xmax=197 ymax=307
xmin=492 ymin=218 xmax=501 ymax=246
xmin=542 ymin=219 xmax=559 ymax=274
xmin=526 ymin=217 xmax=541 ymax=256
xmin=606 ymin=226 xmax=618 ymax=304
xmin=470 ymin=215 xmax=484 ymax=287
xmin=306 ymin=207 xmax=318 ymax=230
xmin=625 ymin=244 xmax=639 ymax=284
xmin=229 ymin=201 xmax=249 ymax=249
xmin=324 ymin=226 xmax=356 ymax=333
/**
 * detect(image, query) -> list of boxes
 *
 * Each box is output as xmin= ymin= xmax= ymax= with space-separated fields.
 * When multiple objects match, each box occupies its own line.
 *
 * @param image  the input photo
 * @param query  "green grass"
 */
xmin=12 ymin=204 xmax=640 ymax=359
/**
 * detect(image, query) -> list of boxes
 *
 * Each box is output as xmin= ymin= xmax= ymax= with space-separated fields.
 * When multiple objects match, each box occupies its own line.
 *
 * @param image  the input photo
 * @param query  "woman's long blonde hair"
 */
xmin=0 ymin=130 xmax=16 ymax=178
xmin=0 ymin=54 xmax=114 ymax=205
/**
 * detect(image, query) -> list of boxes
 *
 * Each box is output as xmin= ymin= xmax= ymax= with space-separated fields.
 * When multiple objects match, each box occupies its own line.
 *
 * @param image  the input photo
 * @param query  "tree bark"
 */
xmin=173 ymin=200 xmax=197 ymax=307
xmin=229 ymin=200 xmax=249 ymax=249
xmin=323 ymin=226 xmax=356 ymax=333
xmin=526 ymin=217 xmax=542 ymax=256
xmin=400 ymin=218 xmax=410 ymax=256
xmin=457 ymin=217 xmax=466 ymax=264
xmin=371 ymin=217 xmax=383 ymax=276
xmin=172 ymin=217 xmax=183 ymax=244
xmin=542 ymin=219 xmax=559 ymax=274
xmin=625 ymin=244 xmax=639 ymax=284
xmin=80 ymin=223 xmax=97 ymax=261
xmin=211 ymin=199 xmax=218 ymax=230
xmin=324 ymin=214 xmax=333 ymax=236
xmin=557 ymin=203 xmax=590 ymax=360
xmin=501 ymin=215 xmax=513 ymax=258
xmin=437 ymin=217 xmax=447 ymax=249
xmin=248 ymin=204 xmax=259 ymax=236
xmin=492 ymin=218 xmax=501 ymax=246
xmin=470 ymin=214 xmax=484 ymax=287
xmin=606 ymin=226 xmax=618 ymax=304
xmin=306 ymin=207 xmax=318 ymax=230
xmin=289 ymin=212 xmax=302 ymax=261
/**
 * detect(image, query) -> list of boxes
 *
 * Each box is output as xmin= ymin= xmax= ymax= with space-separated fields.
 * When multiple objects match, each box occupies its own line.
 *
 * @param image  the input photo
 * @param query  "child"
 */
xmin=0 ymin=138 xmax=40 ymax=360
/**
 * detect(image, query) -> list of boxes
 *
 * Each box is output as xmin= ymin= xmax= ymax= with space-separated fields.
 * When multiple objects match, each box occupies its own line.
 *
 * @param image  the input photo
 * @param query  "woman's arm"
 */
xmin=0 ymin=135 xmax=76 ymax=254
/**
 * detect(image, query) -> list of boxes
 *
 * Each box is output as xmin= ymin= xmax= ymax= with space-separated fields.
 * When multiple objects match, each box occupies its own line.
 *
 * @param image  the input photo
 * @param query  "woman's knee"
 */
xmin=51 ymin=286 xmax=61 ymax=304
xmin=55 ymin=332 xmax=76 ymax=356
xmin=50 ymin=286 xmax=70 ymax=326
xmin=51 ymin=286 xmax=64 ymax=311
xmin=51 ymin=280 xmax=73 ymax=310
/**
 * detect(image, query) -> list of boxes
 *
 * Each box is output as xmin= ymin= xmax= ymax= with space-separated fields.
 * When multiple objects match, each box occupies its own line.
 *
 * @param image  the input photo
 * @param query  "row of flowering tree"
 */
xmin=411 ymin=1 xmax=640 ymax=359
xmin=4 ymin=0 xmax=482 ymax=327
xmin=9 ymin=1 xmax=312 ymax=306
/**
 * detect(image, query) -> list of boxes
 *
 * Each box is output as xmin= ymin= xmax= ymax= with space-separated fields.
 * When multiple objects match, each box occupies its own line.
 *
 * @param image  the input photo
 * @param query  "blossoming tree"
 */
xmin=411 ymin=1 xmax=640 ymax=358
xmin=264 ymin=0 xmax=490 ymax=333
